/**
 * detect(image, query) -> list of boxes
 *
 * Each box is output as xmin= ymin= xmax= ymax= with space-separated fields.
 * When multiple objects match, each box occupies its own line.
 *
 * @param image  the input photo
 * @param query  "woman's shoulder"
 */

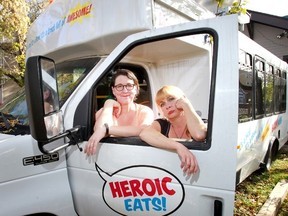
xmin=155 ymin=118 xmax=169 ymax=124
xmin=154 ymin=118 xmax=170 ymax=136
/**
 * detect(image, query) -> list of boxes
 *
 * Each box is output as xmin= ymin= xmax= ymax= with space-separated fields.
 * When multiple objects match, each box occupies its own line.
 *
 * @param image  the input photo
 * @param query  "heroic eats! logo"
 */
xmin=96 ymin=164 xmax=185 ymax=216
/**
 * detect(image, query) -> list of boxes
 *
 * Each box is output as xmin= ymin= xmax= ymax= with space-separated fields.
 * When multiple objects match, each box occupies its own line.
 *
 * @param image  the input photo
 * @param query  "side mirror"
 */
xmin=41 ymin=58 xmax=64 ymax=138
xmin=25 ymin=56 xmax=82 ymax=153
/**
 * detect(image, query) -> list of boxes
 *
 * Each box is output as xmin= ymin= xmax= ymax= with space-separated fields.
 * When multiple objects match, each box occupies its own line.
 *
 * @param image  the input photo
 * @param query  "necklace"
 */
xmin=171 ymin=124 xmax=187 ymax=139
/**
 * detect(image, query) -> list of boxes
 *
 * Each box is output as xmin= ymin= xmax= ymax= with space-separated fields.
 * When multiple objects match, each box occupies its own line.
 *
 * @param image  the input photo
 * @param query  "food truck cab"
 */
xmin=2 ymin=0 xmax=254 ymax=215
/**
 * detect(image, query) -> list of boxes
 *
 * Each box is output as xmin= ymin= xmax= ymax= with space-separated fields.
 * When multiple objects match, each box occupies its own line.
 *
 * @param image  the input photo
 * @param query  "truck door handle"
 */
xmin=214 ymin=200 xmax=223 ymax=216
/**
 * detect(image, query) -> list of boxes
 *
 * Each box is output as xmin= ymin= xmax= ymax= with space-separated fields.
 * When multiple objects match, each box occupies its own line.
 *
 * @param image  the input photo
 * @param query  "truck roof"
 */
xmin=26 ymin=0 xmax=214 ymax=62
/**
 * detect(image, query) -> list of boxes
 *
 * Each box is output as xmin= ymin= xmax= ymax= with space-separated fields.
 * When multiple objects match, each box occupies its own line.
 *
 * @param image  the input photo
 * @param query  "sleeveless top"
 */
xmin=155 ymin=118 xmax=192 ymax=139
xmin=155 ymin=118 xmax=171 ymax=137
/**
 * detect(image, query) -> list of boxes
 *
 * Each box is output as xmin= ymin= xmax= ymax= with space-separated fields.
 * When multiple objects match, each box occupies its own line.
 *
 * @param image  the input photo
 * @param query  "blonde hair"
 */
xmin=155 ymin=85 xmax=185 ymax=106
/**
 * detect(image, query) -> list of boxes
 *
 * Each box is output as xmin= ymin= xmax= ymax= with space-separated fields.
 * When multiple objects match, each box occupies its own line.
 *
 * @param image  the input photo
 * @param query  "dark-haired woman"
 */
xmin=85 ymin=69 xmax=154 ymax=156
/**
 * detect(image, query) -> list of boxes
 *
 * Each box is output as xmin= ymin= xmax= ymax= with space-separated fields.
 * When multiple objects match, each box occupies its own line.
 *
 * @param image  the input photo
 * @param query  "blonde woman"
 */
xmin=139 ymin=85 xmax=207 ymax=175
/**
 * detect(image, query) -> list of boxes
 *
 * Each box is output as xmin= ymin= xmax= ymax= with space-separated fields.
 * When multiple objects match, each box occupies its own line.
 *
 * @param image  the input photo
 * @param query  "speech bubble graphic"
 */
xmin=96 ymin=164 xmax=185 ymax=216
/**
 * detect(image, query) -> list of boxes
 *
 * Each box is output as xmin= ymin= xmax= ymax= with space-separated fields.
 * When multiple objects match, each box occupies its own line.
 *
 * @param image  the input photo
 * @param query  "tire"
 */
xmin=261 ymin=144 xmax=273 ymax=171
xmin=264 ymin=148 xmax=273 ymax=171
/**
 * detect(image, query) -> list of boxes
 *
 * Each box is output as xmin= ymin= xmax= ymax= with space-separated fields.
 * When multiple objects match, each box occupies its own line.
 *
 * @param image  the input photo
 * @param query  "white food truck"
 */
xmin=1 ymin=0 xmax=288 ymax=215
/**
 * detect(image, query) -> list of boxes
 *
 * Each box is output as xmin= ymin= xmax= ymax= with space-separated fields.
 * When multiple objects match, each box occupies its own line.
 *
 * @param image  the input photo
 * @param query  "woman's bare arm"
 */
xmin=176 ymin=98 xmax=207 ymax=141
xmin=139 ymin=122 xmax=199 ymax=175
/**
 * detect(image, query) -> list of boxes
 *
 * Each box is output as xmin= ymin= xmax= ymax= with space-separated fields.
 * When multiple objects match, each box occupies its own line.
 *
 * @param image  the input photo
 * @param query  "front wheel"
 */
xmin=260 ymin=142 xmax=278 ymax=172
xmin=264 ymin=148 xmax=272 ymax=171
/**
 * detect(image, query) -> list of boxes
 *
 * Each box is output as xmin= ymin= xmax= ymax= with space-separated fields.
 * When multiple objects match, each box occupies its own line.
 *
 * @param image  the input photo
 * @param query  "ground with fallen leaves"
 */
xmin=234 ymin=145 xmax=288 ymax=216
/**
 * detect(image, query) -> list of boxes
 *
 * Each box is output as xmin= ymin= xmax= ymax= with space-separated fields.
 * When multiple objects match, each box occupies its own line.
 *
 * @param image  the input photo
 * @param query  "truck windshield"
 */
xmin=0 ymin=57 xmax=100 ymax=135
xmin=0 ymin=89 xmax=29 ymax=135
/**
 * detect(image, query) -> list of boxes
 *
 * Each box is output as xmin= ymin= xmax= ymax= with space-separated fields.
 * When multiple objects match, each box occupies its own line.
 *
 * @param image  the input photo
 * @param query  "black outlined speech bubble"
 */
xmin=96 ymin=164 xmax=185 ymax=216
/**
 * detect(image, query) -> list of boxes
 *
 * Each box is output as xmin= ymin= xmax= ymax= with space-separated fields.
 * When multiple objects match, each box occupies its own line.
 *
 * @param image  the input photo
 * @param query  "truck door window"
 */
xmin=90 ymin=32 xmax=214 ymax=151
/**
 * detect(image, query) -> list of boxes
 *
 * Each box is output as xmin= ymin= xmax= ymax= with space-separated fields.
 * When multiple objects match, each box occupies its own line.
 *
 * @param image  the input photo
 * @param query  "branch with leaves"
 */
xmin=227 ymin=0 xmax=248 ymax=15
xmin=214 ymin=0 xmax=248 ymax=16
xmin=0 ymin=0 xmax=49 ymax=87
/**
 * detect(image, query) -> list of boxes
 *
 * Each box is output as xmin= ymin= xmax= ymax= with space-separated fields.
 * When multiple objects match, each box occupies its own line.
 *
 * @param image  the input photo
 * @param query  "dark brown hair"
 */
xmin=110 ymin=69 xmax=138 ymax=86
xmin=110 ymin=69 xmax=139 ymax=96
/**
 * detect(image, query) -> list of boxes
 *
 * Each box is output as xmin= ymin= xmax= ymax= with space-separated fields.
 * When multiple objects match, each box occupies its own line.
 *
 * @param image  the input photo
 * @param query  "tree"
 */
xmin=0 ymin=0 xmax=50 ymax=87
xmin=0 ymin=0 xmax=29 ymax=87
xmin=27 ymin=0 xmax=51 ymax=23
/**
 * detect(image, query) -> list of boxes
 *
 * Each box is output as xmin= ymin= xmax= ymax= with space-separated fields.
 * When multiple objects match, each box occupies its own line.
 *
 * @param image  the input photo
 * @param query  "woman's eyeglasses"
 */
xmin=114 ymin=83 xmax=135 ymax=91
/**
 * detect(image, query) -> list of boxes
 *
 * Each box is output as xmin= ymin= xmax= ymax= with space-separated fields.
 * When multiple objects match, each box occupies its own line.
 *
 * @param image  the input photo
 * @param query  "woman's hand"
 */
xmin=104 ymin=99 xmax=121 ymax=118
xmin=176 ymin=144 xmax=199 ymax=175
xmin=175 ymin=97 xmax=191 ymax=111
xmin=84 ymin=126 xmax=106 ymax=156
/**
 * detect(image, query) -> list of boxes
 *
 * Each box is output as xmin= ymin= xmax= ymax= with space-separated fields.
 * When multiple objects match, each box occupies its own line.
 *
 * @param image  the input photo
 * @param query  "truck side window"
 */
xmin=239 ymin=50 xmax=253 ymax=122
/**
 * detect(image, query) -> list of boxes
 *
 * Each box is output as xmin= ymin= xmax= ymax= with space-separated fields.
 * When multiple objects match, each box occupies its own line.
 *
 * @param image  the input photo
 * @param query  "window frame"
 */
xmin=86 ymin=29 xmax=218 ymax=151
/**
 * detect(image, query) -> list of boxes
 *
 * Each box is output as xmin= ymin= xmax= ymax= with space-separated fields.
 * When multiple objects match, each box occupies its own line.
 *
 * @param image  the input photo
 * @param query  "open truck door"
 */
xmin=25 ymin=14 xmax=239 ymax=216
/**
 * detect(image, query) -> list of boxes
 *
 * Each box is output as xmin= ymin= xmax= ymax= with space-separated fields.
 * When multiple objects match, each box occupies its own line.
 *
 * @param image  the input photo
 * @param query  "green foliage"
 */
xmin=213 ymin=0 xmax=248 ymax=16
xmin=214 ymin=0 xmax=225 ymax=8
xmin=0 ymin=0 xmax=29 ymax=87
xmin=0 ymin=0 xmax=49 ymax=87
xmin=0 ymin=0 xmax=29 ymax=38
xmin=227 ymin=0 xmax=248 ymax=15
